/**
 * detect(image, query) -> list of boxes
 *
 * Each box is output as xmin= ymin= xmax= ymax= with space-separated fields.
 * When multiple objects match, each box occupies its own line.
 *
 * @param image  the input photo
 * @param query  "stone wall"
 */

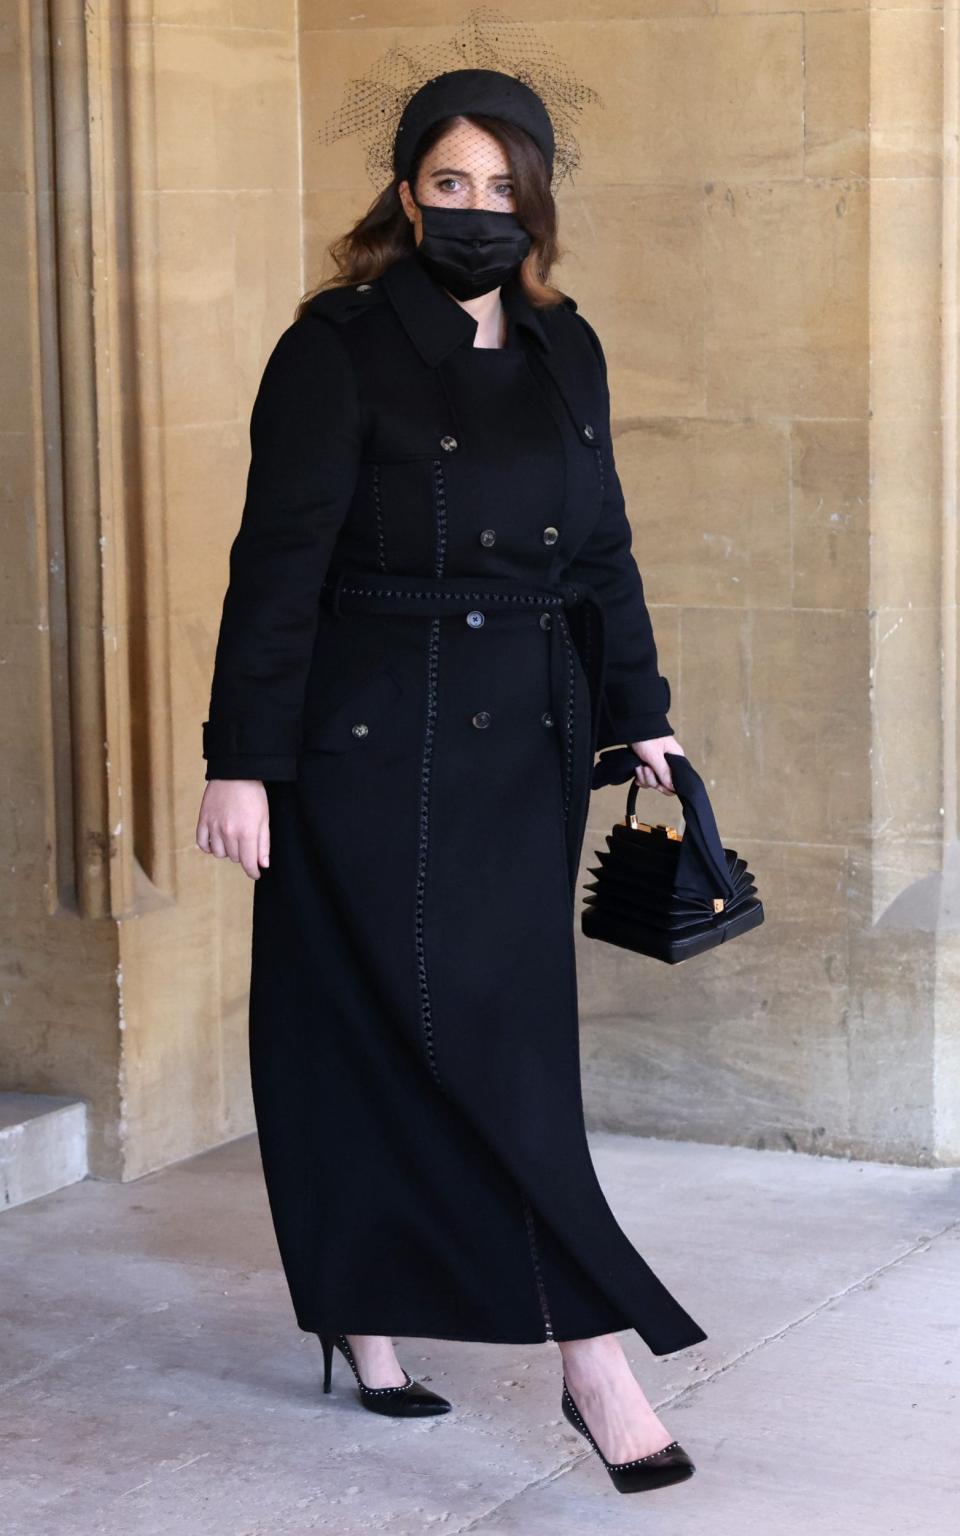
xmin=1 ymin=2 xmax=956 ymax=1176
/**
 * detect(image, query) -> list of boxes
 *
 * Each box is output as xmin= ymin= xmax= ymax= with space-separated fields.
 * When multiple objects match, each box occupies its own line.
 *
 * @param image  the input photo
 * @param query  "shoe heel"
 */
xmin=315 ymin=1331 xmax=452 ymax=1416
xmin=318 ymin=1332 xmax=334 ymax=1393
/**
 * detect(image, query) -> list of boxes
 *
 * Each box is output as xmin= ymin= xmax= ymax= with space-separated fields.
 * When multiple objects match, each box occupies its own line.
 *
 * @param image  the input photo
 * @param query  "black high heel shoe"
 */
xmin=318 ymin=1333 xmax=452 ymax=1417
xmin=561 ymin=1378 xmax=695 ymax=1493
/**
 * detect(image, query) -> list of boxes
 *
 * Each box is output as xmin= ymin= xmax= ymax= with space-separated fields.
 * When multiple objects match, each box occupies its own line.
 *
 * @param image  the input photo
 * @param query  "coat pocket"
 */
xmin=300 ymin=660 xmax=404 ymax=754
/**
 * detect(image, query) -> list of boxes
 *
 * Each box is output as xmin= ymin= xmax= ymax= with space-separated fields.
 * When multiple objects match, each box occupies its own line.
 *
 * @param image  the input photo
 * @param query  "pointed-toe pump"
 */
xmin=561 ymin=1379 xmax=695 ymax=1493
xmin=318 ymin=1333 xmax=452 ymax=1417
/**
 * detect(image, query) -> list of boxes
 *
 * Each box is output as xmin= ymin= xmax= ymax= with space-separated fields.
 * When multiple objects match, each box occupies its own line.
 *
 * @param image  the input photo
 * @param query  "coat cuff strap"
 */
xmin=204 ymin=754 xmax=298 ymax=782
xmin=202 ymin=717 xmax=303 ymax=758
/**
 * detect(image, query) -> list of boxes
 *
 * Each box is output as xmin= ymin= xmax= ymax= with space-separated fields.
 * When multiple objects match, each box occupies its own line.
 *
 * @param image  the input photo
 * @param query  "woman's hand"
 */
xmin=629 ymin=734 xmax=685 ymax=796
xmin=196 ymin=780 xmax=270 ymax=880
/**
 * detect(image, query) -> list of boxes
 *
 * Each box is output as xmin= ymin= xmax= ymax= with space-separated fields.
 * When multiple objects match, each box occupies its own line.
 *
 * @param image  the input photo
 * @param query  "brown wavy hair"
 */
xmin=295 ymin=113 xmax=570 ymax=321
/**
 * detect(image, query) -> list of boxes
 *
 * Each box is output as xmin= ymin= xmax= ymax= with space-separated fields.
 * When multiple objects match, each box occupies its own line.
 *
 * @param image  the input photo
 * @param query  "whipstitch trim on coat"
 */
xmin=522 ymin=1192 xmax=555 ymax=1341
xmin=556 ymin=611 xmax=576 ymax=824
xmin=593 ymin=442 xmax=605 ymax=496
xmin=372 ymin=464 xmax=387 ymax=571
xmin=335 ymin=586 xmax=568 ymax=607
xmin=431 ymin=459 xmax=448 ymax=578
xmin=579 ymin=601 xmax=598 ymax=748
xmin=413 ymin=460 xmax=448 ymax=1086
xmin=414 ymin=614 xmax=442 ymax=1087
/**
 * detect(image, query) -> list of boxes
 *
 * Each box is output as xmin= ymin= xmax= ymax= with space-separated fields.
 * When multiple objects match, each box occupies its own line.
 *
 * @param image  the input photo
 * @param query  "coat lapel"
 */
xmin=380 ymin=252 xmax=603 ymax=449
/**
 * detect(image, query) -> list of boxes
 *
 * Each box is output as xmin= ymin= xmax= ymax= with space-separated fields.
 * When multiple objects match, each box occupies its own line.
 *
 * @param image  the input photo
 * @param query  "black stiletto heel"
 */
xmin=320 ymin=1332 xmax=335 ymax=1394
xmin=317 ymin=1333 xmax=452 ymax=1417
xmin=561 ymin=1378 xmax=695 ymax=1493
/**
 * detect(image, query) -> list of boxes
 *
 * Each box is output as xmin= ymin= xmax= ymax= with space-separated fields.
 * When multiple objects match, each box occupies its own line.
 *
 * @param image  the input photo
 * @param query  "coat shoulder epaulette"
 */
xmin=534 ymin=291 xmax=578 ymax=347
xmin=304 ymin=279 xmax=387 ymax=324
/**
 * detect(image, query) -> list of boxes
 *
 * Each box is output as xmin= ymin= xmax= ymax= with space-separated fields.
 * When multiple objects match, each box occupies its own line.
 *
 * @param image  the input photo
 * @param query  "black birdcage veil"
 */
xmin=316 ymin=6 xmax=603 ymax=197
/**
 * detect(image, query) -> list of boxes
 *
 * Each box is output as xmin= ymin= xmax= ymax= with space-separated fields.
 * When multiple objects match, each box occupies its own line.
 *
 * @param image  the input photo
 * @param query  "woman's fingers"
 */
xmin=648 ymin=756 xmax=674 ymax=795
xmin=630 ymin=734 xmax=686 ymax=795
xmin=201 ymin=820 xmax=253 ymax=871
xmin=196 ymin=781 xmax=268 ymax=876
xmin=652 ymin=751 xmax=675 ymax=793
xmin=238 ymin=832 xmax=262 ymax=881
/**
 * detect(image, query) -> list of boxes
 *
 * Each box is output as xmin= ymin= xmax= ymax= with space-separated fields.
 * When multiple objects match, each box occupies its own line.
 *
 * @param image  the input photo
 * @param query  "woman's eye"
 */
xmin=432 ymin=177 xmax=514 ymax=198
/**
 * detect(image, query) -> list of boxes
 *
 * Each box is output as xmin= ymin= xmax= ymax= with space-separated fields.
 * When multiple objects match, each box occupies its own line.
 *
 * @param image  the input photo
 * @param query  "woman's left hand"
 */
xmin=629 ymin=734 xmax=685 ymax=796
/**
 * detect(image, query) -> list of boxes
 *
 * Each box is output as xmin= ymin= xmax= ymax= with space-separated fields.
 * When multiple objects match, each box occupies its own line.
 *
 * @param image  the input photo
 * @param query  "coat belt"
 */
xmin=319 ymin=568 xmax=607 ymax=867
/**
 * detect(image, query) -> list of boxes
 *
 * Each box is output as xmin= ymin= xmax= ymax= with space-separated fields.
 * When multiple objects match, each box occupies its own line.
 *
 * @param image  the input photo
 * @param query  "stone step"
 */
xmin=0 ymin=1093 xmax=88 ymax=1211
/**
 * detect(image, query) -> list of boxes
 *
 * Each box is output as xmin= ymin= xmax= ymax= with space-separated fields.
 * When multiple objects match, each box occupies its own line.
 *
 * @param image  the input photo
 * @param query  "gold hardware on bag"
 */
xmin=713 ymin=898 xmax=725 ymax=912
xmin=626 ymin=813 xmax=682 ymax=838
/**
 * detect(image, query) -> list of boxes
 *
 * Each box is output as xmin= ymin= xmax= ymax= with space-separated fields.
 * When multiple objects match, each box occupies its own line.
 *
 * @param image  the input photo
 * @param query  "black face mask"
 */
xmin=413 ymin=201 xmax=533 ymax=300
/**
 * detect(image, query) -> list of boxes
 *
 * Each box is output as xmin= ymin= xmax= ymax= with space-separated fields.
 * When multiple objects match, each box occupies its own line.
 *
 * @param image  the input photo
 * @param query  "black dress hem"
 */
xmin=294 ymin=1317 xmax=709 ymax=1353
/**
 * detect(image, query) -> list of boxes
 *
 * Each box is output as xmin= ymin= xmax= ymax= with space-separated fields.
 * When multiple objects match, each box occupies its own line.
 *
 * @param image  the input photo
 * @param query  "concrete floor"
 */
xmin=1 ymin=1131 xmax=957 ymax=1536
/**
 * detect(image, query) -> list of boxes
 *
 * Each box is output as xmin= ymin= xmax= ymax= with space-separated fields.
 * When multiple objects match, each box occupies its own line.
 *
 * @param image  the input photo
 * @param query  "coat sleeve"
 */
xmin=202 ymin=314 xmax=361 ymax=782
xmin=559 ymin=312 xmax=674 ymax=749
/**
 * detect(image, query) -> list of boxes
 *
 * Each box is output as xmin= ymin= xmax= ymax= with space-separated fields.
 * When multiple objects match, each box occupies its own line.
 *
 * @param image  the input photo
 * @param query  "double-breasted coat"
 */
xmin=202 ymin=249 xmax=708 ymax=1354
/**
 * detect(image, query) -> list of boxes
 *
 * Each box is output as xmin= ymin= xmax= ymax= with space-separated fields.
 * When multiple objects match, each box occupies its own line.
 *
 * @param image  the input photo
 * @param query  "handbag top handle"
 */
xmin=595 ymin=747 xmax=737 ymax=902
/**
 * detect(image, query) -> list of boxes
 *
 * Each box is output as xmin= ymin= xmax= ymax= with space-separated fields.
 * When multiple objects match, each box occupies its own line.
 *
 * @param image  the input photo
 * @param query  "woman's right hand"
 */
xmin=196 ymin=780 xmax=270 ymax=880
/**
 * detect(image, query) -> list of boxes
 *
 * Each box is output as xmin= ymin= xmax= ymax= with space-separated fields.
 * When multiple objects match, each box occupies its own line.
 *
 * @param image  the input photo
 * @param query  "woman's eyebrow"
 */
xmin=428 ymin=166 xmax=513 ymax=180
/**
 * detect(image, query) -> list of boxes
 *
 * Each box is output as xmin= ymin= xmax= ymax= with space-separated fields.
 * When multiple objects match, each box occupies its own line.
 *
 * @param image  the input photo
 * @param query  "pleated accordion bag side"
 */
xmin=581 ymin=748 xmax=765 ymax=964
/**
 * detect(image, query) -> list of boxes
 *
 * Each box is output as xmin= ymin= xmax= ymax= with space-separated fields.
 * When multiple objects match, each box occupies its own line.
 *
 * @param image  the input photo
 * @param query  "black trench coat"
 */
xmin=202 ymin=250 xmax=708 ymax=1354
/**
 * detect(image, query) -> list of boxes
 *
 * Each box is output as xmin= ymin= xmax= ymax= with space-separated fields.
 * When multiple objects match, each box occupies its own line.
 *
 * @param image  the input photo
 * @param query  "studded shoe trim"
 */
xmin=562 ymin=1382 xmax=681 ymax=1469
xmin=335 ymin=1334 xmax=414 ymax=1394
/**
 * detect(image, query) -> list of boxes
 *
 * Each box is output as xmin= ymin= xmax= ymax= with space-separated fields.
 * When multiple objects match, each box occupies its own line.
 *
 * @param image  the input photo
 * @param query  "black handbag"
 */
xmin=581 ymin=747 xmax=764 ymax=964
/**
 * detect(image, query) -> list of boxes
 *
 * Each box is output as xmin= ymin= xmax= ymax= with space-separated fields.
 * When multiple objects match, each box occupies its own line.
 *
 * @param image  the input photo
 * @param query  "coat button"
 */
xmin=539 ymin=611 xmax=553 ymax=630
xmin=541 ymin=711 xmax=554 ymax=727
xmin=471 ymin=710 xmax=492 ymax=729
xmin=466 ymin=610 xmax=485 ymax=628
xmin=351 ymin=722 xmax=369 ymax=737
xmin=440 ymin=434 xmax=458 ymax=452
xmin=357 ymin=283 xmax=372 ymax=292
xmin=583 ymin=423 xmax=596 ymax=440
xmin=480 ymin=528 xmax=496 ymax=547
xmin=542 ymin=525 xmax=559 ymax=545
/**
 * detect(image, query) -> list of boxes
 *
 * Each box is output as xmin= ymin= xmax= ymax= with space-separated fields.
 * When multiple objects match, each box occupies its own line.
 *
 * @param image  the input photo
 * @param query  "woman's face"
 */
xmin=401 ymin=117 xmax=516 ymax=238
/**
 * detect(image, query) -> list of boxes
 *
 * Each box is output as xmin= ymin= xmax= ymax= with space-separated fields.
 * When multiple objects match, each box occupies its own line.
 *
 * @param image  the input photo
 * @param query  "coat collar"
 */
xmin=380 ymin=251 xmax=552 ymax=366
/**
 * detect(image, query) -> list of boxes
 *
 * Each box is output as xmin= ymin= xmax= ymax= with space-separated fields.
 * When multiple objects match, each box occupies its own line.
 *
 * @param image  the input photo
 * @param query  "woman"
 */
xmin=196 ymin=62 xmax=707 ymax=1496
